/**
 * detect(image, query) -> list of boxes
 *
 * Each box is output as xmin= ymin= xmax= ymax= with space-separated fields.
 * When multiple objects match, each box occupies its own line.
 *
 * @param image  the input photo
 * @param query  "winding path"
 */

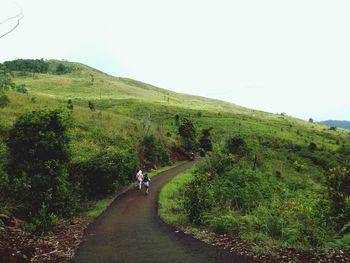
xmin=73 ymin=161 xmax=253 ymax=263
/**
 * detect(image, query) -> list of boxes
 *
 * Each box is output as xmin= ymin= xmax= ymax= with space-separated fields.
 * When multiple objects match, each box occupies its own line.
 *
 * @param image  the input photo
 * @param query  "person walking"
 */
xmin=136 ymin=170 xmax=144 ymax=190
xmin=143 ymin=173 xmax=151 ymax=195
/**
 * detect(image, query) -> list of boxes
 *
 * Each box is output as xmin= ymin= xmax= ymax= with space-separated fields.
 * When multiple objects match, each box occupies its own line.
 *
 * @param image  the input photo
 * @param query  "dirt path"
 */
xmin=73 ymin=161 xmax=254 ymax=263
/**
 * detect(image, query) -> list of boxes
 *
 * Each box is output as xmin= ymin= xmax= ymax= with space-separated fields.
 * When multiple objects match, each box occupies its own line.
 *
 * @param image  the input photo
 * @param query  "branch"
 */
xmin=0 ymin=9 xmax=24 ymax=39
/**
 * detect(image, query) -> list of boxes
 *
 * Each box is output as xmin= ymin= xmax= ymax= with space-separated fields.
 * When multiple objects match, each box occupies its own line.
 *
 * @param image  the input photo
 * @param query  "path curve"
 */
xmin=74 ymin=161 xmax=254 ymax=263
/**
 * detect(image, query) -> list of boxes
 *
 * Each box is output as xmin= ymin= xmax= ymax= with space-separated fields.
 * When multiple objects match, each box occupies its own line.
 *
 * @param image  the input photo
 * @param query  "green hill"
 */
xmin=1 ymin=59 xmax=349 ymax=257
xmin=320 ymin=120 xmax=350 ymax=130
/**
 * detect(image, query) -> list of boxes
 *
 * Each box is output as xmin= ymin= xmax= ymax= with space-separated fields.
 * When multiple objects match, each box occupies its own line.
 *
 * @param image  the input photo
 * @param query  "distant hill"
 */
xmin=319 ymin=120 xmax=350 ymax=130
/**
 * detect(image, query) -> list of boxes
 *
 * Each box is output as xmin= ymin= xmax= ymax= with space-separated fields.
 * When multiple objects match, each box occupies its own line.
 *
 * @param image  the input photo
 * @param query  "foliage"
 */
xmin=56 ymin=63 xmax=67 ymax=74
xmin=140 ymin=134 xmax=170 ymax=168
xmin=70 ymin=148 xmax=138 ymax=200
xmin=326 ymin=164 xmax=350 ymax=227
xmin=5 ymin=109 xmax=78 ymax=221
xmin=225 ymin=135 xmax=250 ymax=156
xmin=184 ymin=170 xmax=213 ymax=224
xmin=30 ymin=203 xmax=58 ymax=235
xmin=0 ymin=94 xmax=10 ymax=108
xmin=326 ymin=233 xmax=350 ymax=250
xmin=67 ymin=99 xmax=74 ymax=110
xmin=88 ymin=101 xmax=96 ymax=111
xmin=1 ymin=59 xmax=49 ymax=73
xmin=178 ymin=117 xmax=197 ymax=151
xmin=199 ymin=128 xmax=213 ymax=153
xmin=179 ymin=148 xmax=339 ymax=249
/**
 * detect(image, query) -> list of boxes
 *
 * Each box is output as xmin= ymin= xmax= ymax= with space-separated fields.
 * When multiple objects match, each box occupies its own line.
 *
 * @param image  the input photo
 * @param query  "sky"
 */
xmin=1 ymin=0 xmax=349 ymax=121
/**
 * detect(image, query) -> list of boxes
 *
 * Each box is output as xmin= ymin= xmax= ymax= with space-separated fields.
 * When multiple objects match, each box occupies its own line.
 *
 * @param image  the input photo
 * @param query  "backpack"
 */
xmin=143 ymin=176 xmax=149 ymax=183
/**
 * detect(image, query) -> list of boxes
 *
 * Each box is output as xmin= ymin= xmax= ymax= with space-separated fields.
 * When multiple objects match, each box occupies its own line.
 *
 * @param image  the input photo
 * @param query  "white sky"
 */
xmin=1 ymin=0 xmax=350 ymax=121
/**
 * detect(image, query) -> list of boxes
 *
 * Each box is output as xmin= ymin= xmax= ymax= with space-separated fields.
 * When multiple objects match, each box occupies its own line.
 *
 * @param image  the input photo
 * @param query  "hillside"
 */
xmin=320 ymin=120 xmax=350 ymax=130
xmin=1 ymin=59 xmax=350 ymax=262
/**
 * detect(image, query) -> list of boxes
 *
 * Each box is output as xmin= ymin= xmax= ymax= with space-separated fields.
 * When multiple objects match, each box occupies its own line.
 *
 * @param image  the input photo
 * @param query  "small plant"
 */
xmin=293 ymin=160 xmax=304 ymax=172
xmin=30 ymin=203 xmax=58 ymax=235
xmin=88 ymin=101 xmax=95 ymax=111
xmin=15 ymin=84 xmax=28 ymax=93
xmin=0 ymin=94 xmax=10 ymax=108
xmin=308 ymin=142 xmax=317 ymax=152
xmin=67 ymin=99 xmax=74 ymax=110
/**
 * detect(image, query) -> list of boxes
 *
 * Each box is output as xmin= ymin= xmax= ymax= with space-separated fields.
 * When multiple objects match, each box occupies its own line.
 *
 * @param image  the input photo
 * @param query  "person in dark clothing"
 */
xmin=143 ymin=173 xmax=151 ymax=195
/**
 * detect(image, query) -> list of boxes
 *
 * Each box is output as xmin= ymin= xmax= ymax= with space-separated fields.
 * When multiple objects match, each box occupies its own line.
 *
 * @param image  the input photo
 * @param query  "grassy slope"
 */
xmin=2 ymin=60 xmax=349 ymax=193
xmin=1 ymin=60 xmax=349 ymax=249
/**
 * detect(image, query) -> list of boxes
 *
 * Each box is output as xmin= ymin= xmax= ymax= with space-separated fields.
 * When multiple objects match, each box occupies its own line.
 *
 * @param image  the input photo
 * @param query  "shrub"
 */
xmin=199 ymin=128 xmax=213 ymax=152
xmin=140 ymin=134 xmax=170 ymax=168
xmin=71 ymin=148 xmax=138 ymax=200
xmin=0 ymin=94 xmax=10 ymax=108
xmin=326 ymin=164 xmax=350 ymax=227
xmin=30 ymin=203 xmax=58 ymax=235
xmin=308 ymin=142 xmax=317 ymax=152
xmin=5 ymin=109 xmax=77 ymax=220
xmin=14 ymin=84 xmax=28 ymax=93
xmin=183 ymin=172 xmax=213 ymax=224
xmin=225 ymin=136 xmax=250 ymax=156
xmin=178 ymin=117 xmax=197 ymax=152
xmin=56 ymin=63 xmax=67 ymax=74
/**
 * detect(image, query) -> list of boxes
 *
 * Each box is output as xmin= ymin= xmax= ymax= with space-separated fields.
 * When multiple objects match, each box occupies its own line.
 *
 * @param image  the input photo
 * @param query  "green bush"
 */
xmin=5 ymin=109 xmax=78 ymax=220
xmin=0 ymin=94 xmax=10 ymax=108
xmin=140 ymin=134 xmax=170 ymax=168
xmin=225 ymin=135 xmax=250 ymax=156
xmin=30 ymin=203 xmax=58 ymax=236
xmin=326 ymin=164 xmax=350 ymax=227
xmin=178 ymin=117 xmax=197 ymax=152
xmin=204 ymin=210 xmax=241 ymax=235
xmin=199 ymin=128 xmax=213 ymax=153
xmin=326 ymin=233 xmax=350 ymax=250
xmin=70 ymin=148 xmax=138 ymax=200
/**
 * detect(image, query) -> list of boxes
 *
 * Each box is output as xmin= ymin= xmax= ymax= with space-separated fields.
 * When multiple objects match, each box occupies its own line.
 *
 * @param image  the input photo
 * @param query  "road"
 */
xmin=73 ymin=161 xmax=253 ymax=263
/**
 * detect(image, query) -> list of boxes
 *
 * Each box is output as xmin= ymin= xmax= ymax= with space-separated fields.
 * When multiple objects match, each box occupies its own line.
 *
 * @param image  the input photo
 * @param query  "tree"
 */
xmin=56 ymin=63 xmax=66 ymax=74
xmin=225 ymin=135 xmax=250 ymax=156
xmin=309 ymin=118 xmax=314 ymax=123
xmin=140 ymin=134 xmax=170 ymax=168
xmin=178 ymin=117 xmax=197 ymax=152
xmin=5 ymin=109 xmax=76 ymax=223
xmin=199 ymin=128 xmax=213 ymax=152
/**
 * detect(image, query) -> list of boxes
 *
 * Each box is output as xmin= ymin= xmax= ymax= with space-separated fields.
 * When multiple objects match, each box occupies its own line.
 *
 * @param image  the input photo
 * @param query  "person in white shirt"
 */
xmin=136 ymin=170 xmax=144 ymax=190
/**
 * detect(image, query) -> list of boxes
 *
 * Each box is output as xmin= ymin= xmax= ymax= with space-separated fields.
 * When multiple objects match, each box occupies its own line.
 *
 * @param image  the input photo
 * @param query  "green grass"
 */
xmin=159 ymin=168 xmax=195 ymax=225
xmin=147 ymin=162 xmax=186 ymax=178
xmin=86 ymin=197 xmax=114 ymax=217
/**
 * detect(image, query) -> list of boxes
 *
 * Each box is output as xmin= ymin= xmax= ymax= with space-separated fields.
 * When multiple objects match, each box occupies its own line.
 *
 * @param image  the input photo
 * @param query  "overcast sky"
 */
xmin=1 ymin=0 xmax=349 ymax=121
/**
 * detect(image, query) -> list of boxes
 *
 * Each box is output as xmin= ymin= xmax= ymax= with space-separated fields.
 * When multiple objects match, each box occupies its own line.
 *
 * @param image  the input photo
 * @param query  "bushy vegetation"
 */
xmin=139 ymin=134 xmax=170 ymax=169
xmin=170 ymin=140 xmax=350 ymax=250
xmin=3 ymin=109 xmax=79 ymax=233
xmin=1 ymin=58 xmax=350 ymax=251
xmin=70 ymin=149 xmax=138 ymax=200
xmin=1 ymin=59 xmax=49 ymax=73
